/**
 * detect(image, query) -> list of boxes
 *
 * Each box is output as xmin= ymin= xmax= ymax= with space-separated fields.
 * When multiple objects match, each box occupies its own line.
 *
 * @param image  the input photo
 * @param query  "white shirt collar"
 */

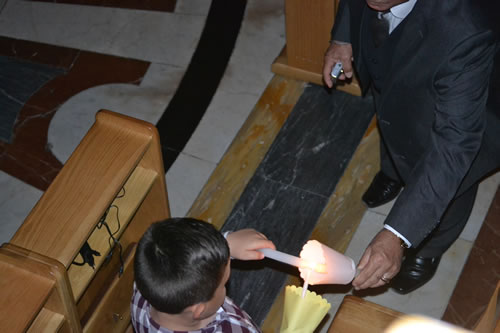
xmin=390 ymin=0 xmax=418 ymax=20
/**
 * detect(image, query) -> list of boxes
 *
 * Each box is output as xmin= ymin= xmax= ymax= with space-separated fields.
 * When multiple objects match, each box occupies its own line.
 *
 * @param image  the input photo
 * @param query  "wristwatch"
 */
xmin=398 ymin=236 xmax=409 ymax=249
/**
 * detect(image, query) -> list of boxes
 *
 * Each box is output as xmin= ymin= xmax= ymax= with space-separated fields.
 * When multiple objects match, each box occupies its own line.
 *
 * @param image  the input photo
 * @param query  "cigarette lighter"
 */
xmin=330 ymin=62 xmax=344 ymax=83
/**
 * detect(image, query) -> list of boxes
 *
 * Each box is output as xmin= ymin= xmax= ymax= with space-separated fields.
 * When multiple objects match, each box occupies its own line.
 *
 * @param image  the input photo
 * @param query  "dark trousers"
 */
xmin=415 ymin=183 xmax=478 ymax=257
xmin=380 ymin=134 xmax=401 ymax=183
xmin=380 ymin=137 xmax=479 ymax=258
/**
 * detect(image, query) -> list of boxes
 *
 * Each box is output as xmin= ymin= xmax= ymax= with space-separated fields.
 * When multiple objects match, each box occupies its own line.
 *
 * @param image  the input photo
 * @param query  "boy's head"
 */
xmin=134 ymin=218 xmax=230 ymax=316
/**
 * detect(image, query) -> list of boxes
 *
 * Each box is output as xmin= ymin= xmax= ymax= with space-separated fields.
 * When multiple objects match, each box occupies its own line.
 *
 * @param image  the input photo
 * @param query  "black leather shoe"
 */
xmin=362 ymin=172 xmax=402 ymax=208
xmin=391 ymin=255 xmax=441 ymax=294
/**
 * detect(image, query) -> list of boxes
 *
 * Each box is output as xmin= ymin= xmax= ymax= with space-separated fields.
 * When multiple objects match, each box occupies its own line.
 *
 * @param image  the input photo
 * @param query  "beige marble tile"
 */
xmin=0 ymin=1 xmax=204 ymax=65
xmin=183 ymin=90 xmax=263 ymax=164
xmin=49 ymin=85 xmax=172 ymax=163
xmin=218 ymin=0 xmax=286 ymax=96
xmin=459 ymin=171 xmax=500 ymax=242
xmin=166 ymin=152 xmax=217 ymax=217
xmin=48 ymin=63 xmax=185 ymax=163
xmin=174 ymin=0 xmax=211 ymax=15
xmin=368 ymin=195 xmax=397 ymax=216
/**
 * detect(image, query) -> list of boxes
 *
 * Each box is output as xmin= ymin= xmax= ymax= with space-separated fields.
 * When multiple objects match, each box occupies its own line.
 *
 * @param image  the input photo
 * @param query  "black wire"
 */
xmin=97 ymin=201 xmax=125 ymax=276
xmin=72 ymin=186 xmax=126 ymax=273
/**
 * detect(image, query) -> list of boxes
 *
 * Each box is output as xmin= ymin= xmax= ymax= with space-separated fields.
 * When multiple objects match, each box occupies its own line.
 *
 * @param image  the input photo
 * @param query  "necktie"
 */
xmin=371 ymin=11 xmax=390 ymax=47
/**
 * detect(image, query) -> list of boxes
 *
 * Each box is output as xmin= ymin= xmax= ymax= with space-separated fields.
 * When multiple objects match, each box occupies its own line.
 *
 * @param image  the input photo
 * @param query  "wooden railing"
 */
xmin=271 ymin=0 xmax=362 ymax=96
xmin=0 ymin=110 xmax=170 ymax=332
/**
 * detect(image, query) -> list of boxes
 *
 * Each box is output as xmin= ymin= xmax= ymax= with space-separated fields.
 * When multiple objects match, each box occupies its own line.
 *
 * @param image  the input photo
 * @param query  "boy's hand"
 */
xmin=226 ymin=229 xmax=275 ymax=260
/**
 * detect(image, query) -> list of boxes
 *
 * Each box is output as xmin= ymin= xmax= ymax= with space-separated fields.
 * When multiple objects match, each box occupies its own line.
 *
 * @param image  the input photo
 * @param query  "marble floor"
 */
xmin=0 ymin=1 xmax=498 ymax=332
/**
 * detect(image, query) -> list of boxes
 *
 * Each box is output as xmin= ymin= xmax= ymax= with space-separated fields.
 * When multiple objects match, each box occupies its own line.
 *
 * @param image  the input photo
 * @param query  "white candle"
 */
xmin=258 ymin=248 xmax=326 ymax=273
xmin=258 ymin=248 xmax=301 ymax=267
xmin=299 ymin=240 xmax=356 ymax=285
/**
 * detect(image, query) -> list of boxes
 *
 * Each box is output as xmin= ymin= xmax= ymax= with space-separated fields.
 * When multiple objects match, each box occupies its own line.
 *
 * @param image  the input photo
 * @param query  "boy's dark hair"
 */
xmin=134 ymin=217 xmax=230 ymax=314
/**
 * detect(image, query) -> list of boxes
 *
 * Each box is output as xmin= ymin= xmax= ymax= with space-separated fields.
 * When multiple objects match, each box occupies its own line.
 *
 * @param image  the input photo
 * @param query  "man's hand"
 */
xmin=352 ymin=229 xmax=404 ymax=290
xmin=323 ymin=42 xmax=354 ymax=88
xmin=226 ymin=229 xmax=275 ymax=261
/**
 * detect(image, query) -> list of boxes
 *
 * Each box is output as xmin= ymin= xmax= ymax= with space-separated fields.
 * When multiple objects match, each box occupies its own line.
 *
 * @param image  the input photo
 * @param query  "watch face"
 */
xmin=400 ymin=238 xmax=409 ymax=248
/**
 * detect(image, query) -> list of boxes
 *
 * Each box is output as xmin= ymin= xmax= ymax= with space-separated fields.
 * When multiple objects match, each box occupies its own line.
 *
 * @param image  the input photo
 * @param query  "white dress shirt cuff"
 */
xmin=331 ymin=40 xmax=351 ymax=45
xmin=223 ymin=231 xmax=234 ymax=259
xmin=384 ymin=225 xmax=412 ymax=248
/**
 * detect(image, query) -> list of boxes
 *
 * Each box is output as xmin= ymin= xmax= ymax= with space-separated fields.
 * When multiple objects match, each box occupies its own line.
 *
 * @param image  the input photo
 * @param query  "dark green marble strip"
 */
xmin=222 ymin=84 xmax=375 ymax=325
xmin=0 ymin=56 xmax=65 ymax=143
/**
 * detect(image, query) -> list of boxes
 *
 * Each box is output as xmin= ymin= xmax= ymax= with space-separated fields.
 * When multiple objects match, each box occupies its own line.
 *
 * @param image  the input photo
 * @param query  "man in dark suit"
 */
xmin=323 ymin=0 xmax=500 ymax=294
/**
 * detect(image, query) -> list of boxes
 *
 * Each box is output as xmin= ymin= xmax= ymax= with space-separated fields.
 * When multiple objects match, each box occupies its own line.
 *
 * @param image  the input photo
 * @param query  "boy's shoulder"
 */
xmin=209 ymin=297 xmax=262 ymax=333
xmin=131 ymin=284 xmax=261 ymax=333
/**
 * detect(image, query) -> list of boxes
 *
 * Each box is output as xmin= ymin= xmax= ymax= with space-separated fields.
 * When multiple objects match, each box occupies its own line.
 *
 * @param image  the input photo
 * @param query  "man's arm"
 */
xmin=385 ymin=31 xmax=496 ymax=247
xmin=331 ymin=0 xmax=351 ymax=43
xmin=353 ymin=30 xmax=497 ymax=290
xmin=323 ymin=0 xmax=354 ymax=87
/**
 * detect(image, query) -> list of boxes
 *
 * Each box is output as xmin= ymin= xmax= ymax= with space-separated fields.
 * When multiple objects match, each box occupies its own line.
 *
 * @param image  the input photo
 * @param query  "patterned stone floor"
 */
xmin=0 ymin=1 xmax=498 ymax=331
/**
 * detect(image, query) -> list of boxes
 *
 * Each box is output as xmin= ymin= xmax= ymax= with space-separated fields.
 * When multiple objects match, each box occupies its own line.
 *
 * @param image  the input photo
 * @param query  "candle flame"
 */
xmin=299 ymin=240 xmax=357 ymax=285
xmin=301 ymin=260 xmax=327 ymax=274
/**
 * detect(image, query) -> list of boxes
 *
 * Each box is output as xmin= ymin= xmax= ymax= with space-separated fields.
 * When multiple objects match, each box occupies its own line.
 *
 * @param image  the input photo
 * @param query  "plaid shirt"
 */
xmin=131 ymin=283 xmax=262 ymax=333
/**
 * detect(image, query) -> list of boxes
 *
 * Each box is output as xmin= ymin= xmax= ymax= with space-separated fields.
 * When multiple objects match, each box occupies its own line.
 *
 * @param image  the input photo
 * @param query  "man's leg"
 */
xmin=362 ymin=135 xmax=403 ymax=207
xmin=416 ymin=183 xmax=479 ymax=258
xmin=391 ymin=184 xmax=479 ymax=294
xmin=379 ymin=135 xmax=401 ymax=182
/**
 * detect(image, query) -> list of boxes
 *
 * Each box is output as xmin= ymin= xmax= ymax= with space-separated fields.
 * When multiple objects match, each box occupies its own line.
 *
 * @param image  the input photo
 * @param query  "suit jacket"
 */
xmin=332 ymin=0 xmax=500 ymax=247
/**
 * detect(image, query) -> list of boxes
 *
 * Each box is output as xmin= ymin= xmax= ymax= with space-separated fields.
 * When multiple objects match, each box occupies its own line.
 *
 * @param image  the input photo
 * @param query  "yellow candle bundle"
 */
xmin=280 ymin=285 xmax=331 ymax=333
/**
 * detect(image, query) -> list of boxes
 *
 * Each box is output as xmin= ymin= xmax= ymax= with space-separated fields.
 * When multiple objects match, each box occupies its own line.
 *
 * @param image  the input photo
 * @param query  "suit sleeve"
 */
xmin=330 ymin=0 xmax=351 ymax=43
xmin=384 ymin=31 xmax=497 ymax=247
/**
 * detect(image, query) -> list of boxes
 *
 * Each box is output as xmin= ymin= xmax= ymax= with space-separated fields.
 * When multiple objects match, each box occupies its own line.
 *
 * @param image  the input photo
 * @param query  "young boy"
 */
xmin=131 ymin=217 xmax=275 ymax=333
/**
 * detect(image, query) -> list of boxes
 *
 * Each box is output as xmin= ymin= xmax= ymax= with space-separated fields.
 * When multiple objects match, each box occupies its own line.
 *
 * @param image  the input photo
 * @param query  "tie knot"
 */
xmin=378 ymin=10 xmax=390 ymax=20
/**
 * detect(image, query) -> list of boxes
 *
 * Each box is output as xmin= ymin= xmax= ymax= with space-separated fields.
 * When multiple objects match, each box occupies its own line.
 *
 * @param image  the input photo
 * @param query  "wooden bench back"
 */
xmin=0 ymin=110 xmax=170 ymax=332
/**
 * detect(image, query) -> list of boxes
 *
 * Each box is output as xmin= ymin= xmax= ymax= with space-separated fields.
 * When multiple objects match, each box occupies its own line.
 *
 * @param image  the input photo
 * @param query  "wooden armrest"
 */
xmin=328 ymin=295 xmax=403 ymax=333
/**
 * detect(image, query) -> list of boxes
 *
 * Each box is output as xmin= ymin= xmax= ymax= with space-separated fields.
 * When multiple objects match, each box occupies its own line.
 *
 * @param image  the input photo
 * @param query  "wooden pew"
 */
xmin=327 ymin=294 xmax=485 ymax=332
xmin=0 ymin=110 xmax=170 ymax=332
xmin=328 ymin=296 xmax=403 ymax=333
xmin=271 ymin=0 xmax=362 ymax=96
